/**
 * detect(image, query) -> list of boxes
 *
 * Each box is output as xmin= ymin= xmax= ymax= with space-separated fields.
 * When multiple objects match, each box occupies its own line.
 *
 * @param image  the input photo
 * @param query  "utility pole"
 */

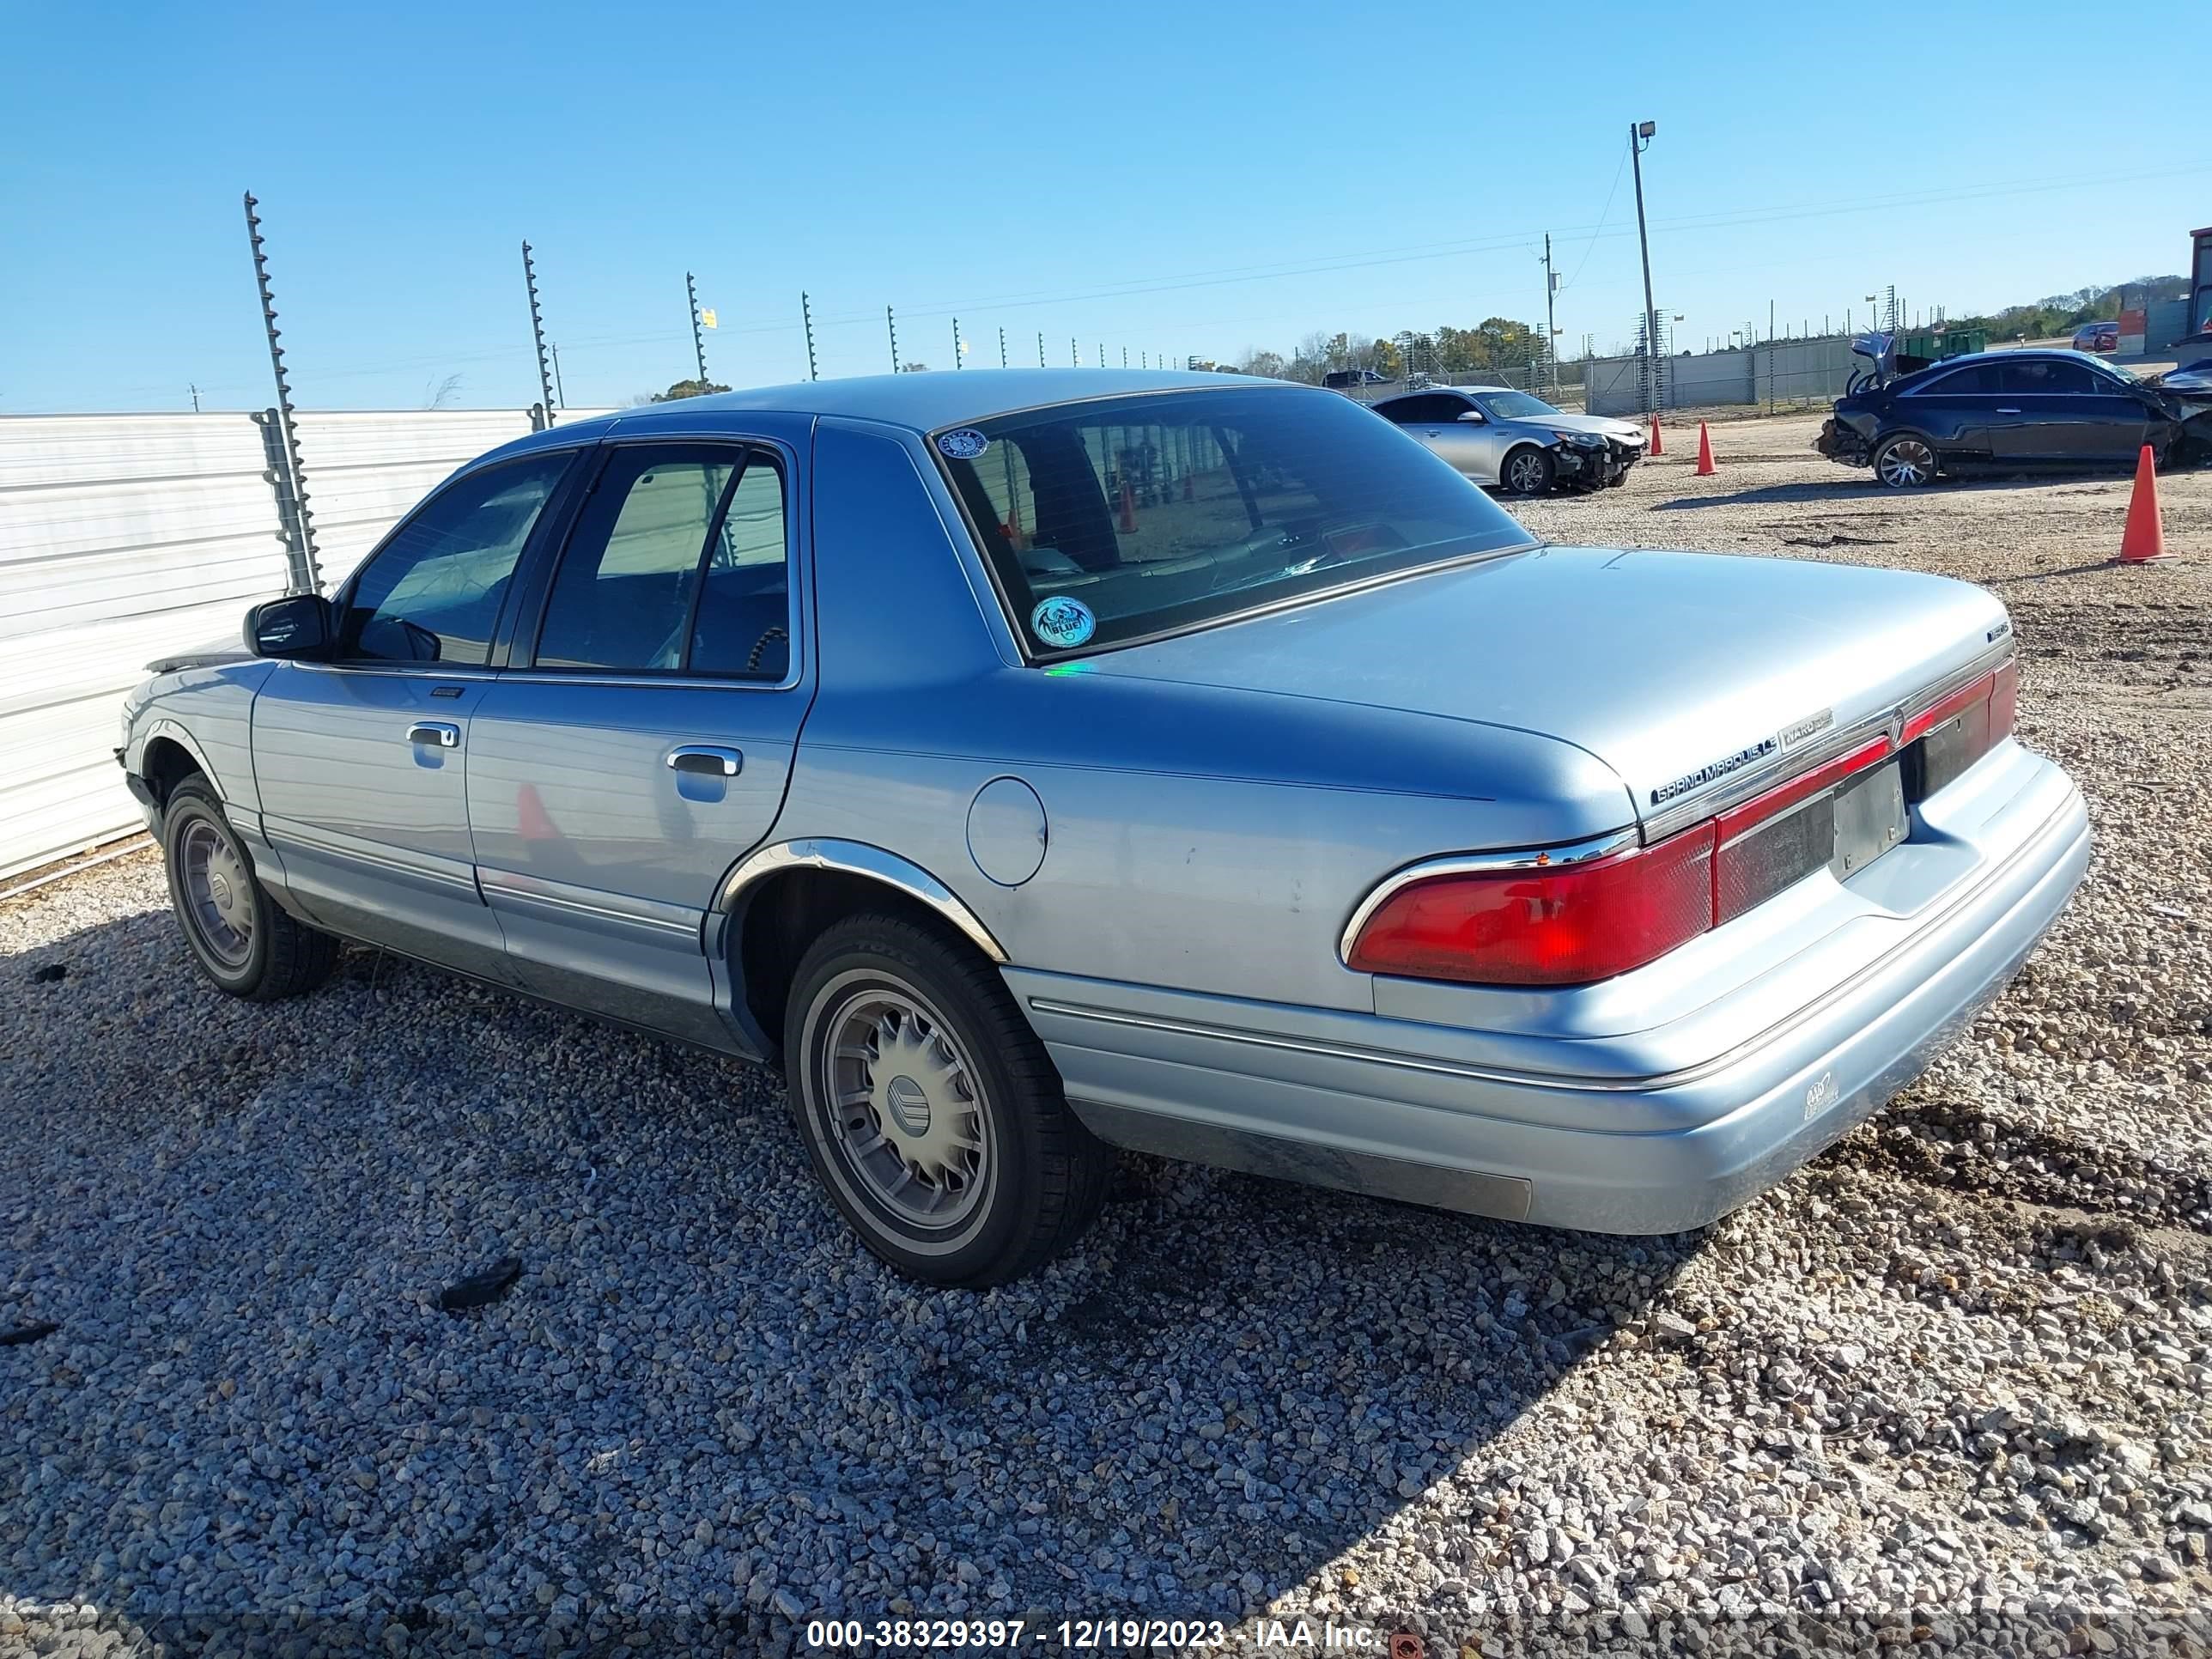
xmin=550 ymin=343 xmax=565 ymax=406
xmin=1629 ymin=120 xmax=1660 ymax=415
xmin=801 ymin=292 xmax=818 ymax=382
xmin=1540 ymin=232 xmax=1559 ymax=394
xmin=188 ymin=383 xmax=200 ymax=413
xmin=686 ymin=272 xmax=709 ymax=386
xmin=242 ymin=191 xmax=317 ymax=594
xmin=522 ymin=241 xmax=556 ymax=418
xmin=886 ymin=305 xmax=900 ymax=373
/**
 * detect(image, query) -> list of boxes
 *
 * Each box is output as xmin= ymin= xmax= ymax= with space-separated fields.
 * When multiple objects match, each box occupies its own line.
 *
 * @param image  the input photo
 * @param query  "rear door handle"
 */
xmin=667 ymin=744 xmax=743 ymax=777
xmin=406 ymin=721 xmax=461 ymax=749
xmin=1994 ymin=407 xmax=2022 ymax=415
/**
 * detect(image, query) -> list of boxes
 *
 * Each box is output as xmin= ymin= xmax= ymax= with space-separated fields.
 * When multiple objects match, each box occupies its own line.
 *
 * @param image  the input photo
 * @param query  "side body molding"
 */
xmin=718 ymin=838 xmax=1010 ymax=965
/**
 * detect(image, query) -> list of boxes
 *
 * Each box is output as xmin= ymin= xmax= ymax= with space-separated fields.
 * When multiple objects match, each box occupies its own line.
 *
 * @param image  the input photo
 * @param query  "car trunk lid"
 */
xmin=1081 ymin=544 xmax=2010 ymax=828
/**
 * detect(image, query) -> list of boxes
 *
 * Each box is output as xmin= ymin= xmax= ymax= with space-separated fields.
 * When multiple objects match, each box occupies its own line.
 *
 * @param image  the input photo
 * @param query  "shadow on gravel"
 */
xmin=1650 ymin=471 xmax=2141 ymax=512
xmin=0 ymin=908 xmax=1703 ymax=1656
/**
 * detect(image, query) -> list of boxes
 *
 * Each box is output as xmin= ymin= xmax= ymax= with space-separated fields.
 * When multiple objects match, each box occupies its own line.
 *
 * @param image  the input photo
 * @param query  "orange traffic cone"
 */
xmin=2115 ymin=445 xmax=2172 ymax=564
xmin=1648 ymin=416 xmax=1663 ymax=457
xmin=1694 ymin=422 xmax=1717 ymax=477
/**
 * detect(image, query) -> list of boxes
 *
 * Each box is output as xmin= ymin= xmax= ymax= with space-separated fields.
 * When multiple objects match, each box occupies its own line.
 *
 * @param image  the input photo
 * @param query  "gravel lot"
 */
xmin=4 ymin=416 xmax=2209 ymax=1657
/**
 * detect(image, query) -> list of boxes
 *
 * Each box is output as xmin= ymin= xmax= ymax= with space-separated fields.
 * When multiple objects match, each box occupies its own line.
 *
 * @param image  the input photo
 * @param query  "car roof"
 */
xmin=532 ymin=368 xmax=1298 ymax=446
xmin=1899 ymin=348 xmax=2114 ymax=380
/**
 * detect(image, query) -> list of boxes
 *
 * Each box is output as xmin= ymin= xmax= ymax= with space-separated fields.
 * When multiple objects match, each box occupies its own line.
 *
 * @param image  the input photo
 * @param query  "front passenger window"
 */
xmin=340 ymin=453 xmax=572 ymax=665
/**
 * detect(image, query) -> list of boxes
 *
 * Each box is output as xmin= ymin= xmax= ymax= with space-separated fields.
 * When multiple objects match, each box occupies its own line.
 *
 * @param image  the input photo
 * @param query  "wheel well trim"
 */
xmin=136 ymin=721 xmax=219 ymax=796
xmin=718 ymin=838 xmax=1010 ymax=964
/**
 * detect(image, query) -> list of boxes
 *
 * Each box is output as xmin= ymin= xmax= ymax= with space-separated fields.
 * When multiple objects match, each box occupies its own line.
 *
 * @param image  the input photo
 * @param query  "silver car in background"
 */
xmin=118 ymin=370 xmax=2086 ymax=1286
xmin=1372 ymin=385 xmax=1648 ymax=494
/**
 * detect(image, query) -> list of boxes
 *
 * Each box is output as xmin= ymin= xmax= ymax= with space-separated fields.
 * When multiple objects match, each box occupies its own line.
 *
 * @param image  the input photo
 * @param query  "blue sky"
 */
xmin=2 ymin=0 xmax=2199 ymax=413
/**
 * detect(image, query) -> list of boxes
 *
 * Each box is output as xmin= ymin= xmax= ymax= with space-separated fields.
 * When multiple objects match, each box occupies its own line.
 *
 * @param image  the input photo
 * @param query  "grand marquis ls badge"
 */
xmin=1650 ymin=736 xmax=1778 ymax=805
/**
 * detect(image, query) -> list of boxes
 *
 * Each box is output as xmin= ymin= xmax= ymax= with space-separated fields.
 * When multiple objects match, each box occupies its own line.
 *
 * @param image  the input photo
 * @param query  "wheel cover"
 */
xmin=1506 ymin=453 xmax=1547 ymax=492
xmin=819 ymin=984 xmax=989 ymax=1230
xmin=1878 ymin=438 xmax=1935 ymax=486
xmin=179 ymin=817 xmax=254 ymax=967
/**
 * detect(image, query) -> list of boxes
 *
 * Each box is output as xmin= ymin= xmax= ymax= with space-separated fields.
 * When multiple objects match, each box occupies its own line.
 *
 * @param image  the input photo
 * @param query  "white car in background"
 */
xmin=1372 ymin=386 xmax=1648 ymax=495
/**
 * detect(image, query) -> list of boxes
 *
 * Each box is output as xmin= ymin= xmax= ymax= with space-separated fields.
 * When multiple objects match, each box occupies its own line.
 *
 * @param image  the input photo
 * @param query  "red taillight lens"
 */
xmin=1346 ymin=823 xmax=1716 ymax=986
xmin=1347 ymin=655 xmax=2019 ymax=988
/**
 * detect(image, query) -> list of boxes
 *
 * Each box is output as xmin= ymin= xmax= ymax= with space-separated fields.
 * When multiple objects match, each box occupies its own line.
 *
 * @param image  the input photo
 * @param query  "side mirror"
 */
xmin=244 ymin=594 xmax=333 ymax=659
xmin=1455 ymin=409 xmax=1486 ymax=423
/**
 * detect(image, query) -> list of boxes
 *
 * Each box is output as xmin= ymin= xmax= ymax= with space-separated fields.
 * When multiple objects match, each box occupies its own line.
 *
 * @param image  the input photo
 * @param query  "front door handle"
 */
xmin=1994 ymin=407 xmax=2022 ymax=415
xmin=667 ymin=744 xmax=743 ymax=777
xmin=407 ymin=721 xmax=461 ymax=749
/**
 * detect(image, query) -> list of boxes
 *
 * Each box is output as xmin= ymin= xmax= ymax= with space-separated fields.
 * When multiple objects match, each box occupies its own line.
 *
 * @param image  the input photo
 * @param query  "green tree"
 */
xmin=650 ymin=378 xmax=731 ymax=402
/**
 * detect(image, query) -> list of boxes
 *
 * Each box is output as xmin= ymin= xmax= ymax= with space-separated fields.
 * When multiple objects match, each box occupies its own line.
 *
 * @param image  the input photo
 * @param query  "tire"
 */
xmin=161 ymin=775 xmax=340 ymax=1000
xmin=1499 ymin=446 xmax=1556 ymax=496
xmin=782 ymin=913 xmax=1109 ymax=1287
xmin=1872 ymin=434 xmax=1940 ymax=489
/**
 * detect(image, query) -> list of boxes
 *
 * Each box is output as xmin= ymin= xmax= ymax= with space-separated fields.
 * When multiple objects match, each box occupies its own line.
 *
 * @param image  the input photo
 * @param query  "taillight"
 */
xmin=1905 ymin=660 xmax=2015 ymax=801
xmin=1345 ymin=824 xmax=1715 ymax=986
xmin=1346 ymin=657 xmax=2017 ymax=988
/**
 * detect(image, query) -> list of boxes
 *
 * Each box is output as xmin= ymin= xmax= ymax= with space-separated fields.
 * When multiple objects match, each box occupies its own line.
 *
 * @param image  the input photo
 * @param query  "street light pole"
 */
xmin=1629 ymin=120 xmax=1659 ymax=415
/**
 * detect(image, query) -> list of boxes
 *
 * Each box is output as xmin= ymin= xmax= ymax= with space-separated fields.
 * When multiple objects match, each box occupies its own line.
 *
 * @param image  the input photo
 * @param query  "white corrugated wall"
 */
xmin=0 ymin=414 xmax=291 ymax=881
xmin=0 ymin=405 xmax=616 ymax=882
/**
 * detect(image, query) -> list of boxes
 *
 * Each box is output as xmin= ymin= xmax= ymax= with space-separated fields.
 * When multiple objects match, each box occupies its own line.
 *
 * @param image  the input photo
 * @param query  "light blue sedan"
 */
xmin=118 ymin=370 xmax=2087 ymax=1285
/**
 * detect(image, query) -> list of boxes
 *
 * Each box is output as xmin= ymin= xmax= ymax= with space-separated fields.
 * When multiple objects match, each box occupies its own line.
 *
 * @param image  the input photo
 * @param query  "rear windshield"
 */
xmin=932 ymin=387 xmax=1532 ymax=656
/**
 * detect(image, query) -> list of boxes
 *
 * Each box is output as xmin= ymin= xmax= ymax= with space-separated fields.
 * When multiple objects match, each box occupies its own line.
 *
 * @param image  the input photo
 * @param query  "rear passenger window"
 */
xmin=1914 ymin=363 xmax=1998 ymax=395
xmin=688 ymin=462 xmax=791 ymax=679
xmin=2002 ymin=359 xmax=2094 ymax=395
xmin=533 ymin=445 xmax=791 ymax=679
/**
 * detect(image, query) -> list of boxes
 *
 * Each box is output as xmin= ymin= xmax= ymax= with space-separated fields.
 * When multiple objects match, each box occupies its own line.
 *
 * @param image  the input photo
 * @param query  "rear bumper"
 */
xmin=1019 ymin=751 xmax=2088 ymax=1235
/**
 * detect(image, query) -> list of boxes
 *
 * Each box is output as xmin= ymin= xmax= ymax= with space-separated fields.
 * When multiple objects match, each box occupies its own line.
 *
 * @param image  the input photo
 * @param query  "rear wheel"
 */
xmin=783 ymin=913 xmax=1109 ymax=1286
xmin=1499 ymin=446 xmax=1556 ymax=496
xmin=1873 ymin=434 xmax=1940 ymax=489
xmin=161 ymin=776 xmax=339 ymax=1000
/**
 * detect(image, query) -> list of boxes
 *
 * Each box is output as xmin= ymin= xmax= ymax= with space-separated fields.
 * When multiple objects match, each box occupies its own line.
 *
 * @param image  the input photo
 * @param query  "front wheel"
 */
xmin=162 ymin=776 xmax=339 ymax=1000
xmin=1873 ymin=434 xmax=1940 ymax=489
xmin=1499 ymin=446 xmax=1557 ymax=496
xmin=783 ymin=914 xmax=1110 ymax=1286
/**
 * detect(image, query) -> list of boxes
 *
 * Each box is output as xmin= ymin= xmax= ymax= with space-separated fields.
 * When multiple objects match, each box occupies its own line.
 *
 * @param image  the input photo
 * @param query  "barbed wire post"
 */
xmin=243 ymin=191 xmax=318 ymax=594
xmin=686 ymin=272 xmax=710 ymax=386
xmin=522 ymin=240 xmax=556 ymax=427
xmin=801 ymin=293 xmax=819 ymax=382
xmin=999 ymin=327 xmax=1006 ymax=368
xmin=952 ymin=317 xmax=963 ymax=370
xmin=886 ymin=305 xmax=900 ymax=373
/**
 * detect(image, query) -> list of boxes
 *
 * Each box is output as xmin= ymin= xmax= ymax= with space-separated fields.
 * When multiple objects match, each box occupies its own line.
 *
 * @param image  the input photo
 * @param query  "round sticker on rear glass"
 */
xmin=936 ymin=428 xmax=989 ymax=460
xmin=1030 ymin=596 xmax=1096 ymax=650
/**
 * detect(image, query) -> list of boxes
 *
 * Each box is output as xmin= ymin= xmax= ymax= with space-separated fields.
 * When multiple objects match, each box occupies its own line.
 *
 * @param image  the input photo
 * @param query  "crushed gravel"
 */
xmin=3 ymin=415 xmax=2209 ymax=1657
